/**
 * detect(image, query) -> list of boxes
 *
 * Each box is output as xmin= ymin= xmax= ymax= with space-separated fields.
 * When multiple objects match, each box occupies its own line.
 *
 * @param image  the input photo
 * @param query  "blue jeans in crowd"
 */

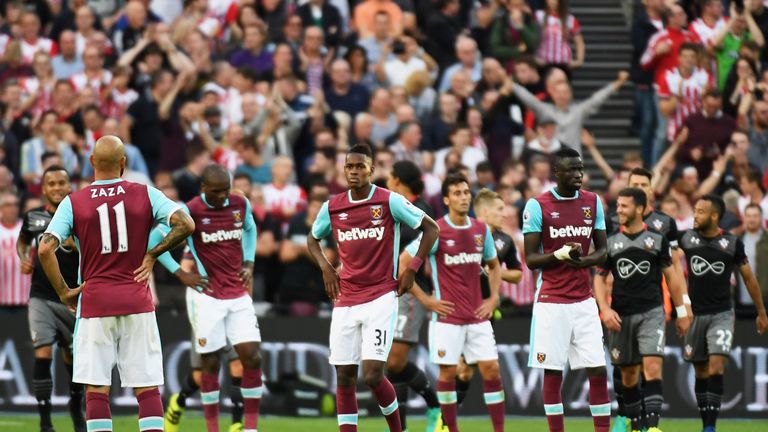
xmin=651 ymin=90 xmax=669 ymax=167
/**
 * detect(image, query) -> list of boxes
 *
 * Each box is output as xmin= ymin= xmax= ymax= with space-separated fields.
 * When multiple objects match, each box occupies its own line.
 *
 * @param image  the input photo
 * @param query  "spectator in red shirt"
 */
xmin=641 ymin=3 xmax=699 ymax=82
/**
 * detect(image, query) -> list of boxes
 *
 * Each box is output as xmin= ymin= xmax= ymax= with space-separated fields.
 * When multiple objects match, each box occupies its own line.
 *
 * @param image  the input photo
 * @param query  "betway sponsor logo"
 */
xmin=444 ymin=252 xmax=482 ymax=266
xmin=549 ymin=225 xmax=592 ymax=239
xmin=201 ymin=229 xmax=243 ymax=243
xmin=336 ymin=227 xmax=385 ymax=242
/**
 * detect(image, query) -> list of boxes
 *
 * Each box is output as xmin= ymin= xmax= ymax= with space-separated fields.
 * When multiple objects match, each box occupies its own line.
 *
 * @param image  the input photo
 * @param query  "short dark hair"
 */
xmin=397 ymin=120 xmax=419 ymax=138
xmin=41 ymin=151 xmax=60 ymax=165
xmin=233 ymin=172 xmax=252 ymax=184
xmin=703 ymin=87 xmax=722 ymax=99
xmin=679 ymin=42 xmax=699 ymax=55
xmin=348 ymin=143 xmax=373 ymax=159
xmin=554 ymin=146 xmax=581 ymax=166
xmin=150 ymin=69 xmax=172 ymax=89
xmin=629 ymin=167 xmax=653 ymax=182
xmin=617 ymin=187 xmax=647 ymax=209
xmin=201 ymin=163 xmax=230 ymax=184
xmin=42 ymin=164 xmax=68 ymax=180
xmin=700 ymin=194 xmax=726 ymax=222
xmin=185 ymin=145 xmax=209 ymax=164
xmin=449 ymin=123 xmax=470 ymax=137
xmin=236 ymin=66 xmax=260 ymax=83
xmin=745 ymin=203 xmax=764 ymax=215
xmin=743 ymin=169 xmax=762 ymax=185
xmin=441 ymin=172 xmax=470 ymax=197
xmin=391 ymin=160 xmax=424 ymax=195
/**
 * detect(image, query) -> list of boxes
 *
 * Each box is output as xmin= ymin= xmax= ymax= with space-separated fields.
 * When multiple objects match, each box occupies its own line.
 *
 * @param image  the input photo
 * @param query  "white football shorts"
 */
xmin=528 ymin=298 xmax=607 ymax=370
xmin=329 ymin=291 xmax=398 ymax=365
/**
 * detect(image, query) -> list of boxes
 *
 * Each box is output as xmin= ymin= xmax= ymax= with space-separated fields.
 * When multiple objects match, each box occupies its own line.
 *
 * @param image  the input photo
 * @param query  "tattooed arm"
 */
xmin=134 ymin=209 xmax=195 ymax=284
xmin=38 ymin=233 xmax=81 ymax=308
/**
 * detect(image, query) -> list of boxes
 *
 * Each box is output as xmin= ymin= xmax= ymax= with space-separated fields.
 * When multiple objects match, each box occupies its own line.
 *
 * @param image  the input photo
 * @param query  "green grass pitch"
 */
xmin=1 ymin=414 xmax=767 ymax=431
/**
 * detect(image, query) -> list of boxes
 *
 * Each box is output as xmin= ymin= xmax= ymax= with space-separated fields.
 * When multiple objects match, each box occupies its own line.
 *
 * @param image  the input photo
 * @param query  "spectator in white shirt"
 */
xmin=433 ymin=124 xmax=486 ymax=182
xmin=439 ymin=36 xmax=482 ymax=92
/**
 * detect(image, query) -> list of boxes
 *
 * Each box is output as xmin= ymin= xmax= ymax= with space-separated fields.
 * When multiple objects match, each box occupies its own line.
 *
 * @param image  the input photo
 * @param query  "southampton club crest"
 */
xmin=474 ymin=234 xmax=483 ymax=252
xmin=232 ymin=209 xmax=243 ymax=228
xmin=611 ymin=348 xmax=621 ymax=362
xmin=719 ymin=238 xmax=729 ymax=249
xmin=644 ymin=236 xmax=655 ymax=249
xmin=370 ymin=205 xmax=383 ymax=225
xmin=652 ymin=218 xmax=663 ymax=231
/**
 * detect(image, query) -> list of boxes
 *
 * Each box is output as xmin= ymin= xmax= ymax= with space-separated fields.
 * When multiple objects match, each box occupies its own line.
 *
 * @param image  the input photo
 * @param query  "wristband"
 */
xmin=554 ymin=245 xmax=572 ymax=261
xmin=676 ymin=305 xmax=688 ymax=318
xmin=683 ymin=294 xmax=691 ymax=305
xmin=408 ymin=255 xmax=424 ymax=272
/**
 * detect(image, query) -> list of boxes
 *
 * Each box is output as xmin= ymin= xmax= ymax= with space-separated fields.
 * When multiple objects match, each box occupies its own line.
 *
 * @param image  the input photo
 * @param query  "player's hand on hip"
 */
xmin=756 ymin=312 xmax=768 ymax=335
xmin=426 ymin=295 xmax=454 ymax=318
xmin=397 ymin=268 xmax=416 ymax=297
xmin=239 ymin=264 xmax=254 ymax=295
xmin=321 ymin=265 xmax=341 ymax=301
xmin=676 ymin=316 xmax=691 ymax=337
xmin=601 ymin=308 xmax=621 ymax=332
xmin=60 ymin=282 xmax=83 ymax=313
xmin=21 ymin=258 xmax=34 ymax=274
xmin=475 ymin=296 xmax=499 ymax=320
xmin=133 ymin=254 xmax=157 ymax=285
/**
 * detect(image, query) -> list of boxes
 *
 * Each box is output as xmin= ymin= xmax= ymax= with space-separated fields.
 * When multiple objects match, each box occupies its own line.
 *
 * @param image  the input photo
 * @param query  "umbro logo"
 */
xmin=446 ymin=239 xmax=455 ymax=247
xmin=550 ymin=212 xmax=560 ymax=219
xmin=339 ymin=213 xmax=348 ymax=221
xmin=201 ymin=218 xmax=211 ymax=225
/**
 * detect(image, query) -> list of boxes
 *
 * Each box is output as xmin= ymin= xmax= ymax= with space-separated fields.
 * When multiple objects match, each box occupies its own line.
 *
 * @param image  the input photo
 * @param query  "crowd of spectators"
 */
xmin=0 ymin=0 xmax=766 ymax=317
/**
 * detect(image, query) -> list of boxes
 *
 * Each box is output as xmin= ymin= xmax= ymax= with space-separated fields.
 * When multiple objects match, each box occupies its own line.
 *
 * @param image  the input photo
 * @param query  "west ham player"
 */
xmin=307 ymin=144 xmax=439 ymax=432
xmin=17 ymin=166 xmax=85 ymax=432
xmin=522 ymin=147 xmax=610 ymax=432
xmin=594 ymin=188 xmax=691 ymax=432
xmin=402 ymin=175 xmax=505 ymax=432
xmin=453 ymin=188 xmax=522 ymax=405
xmin=607 ymin=168 xmax=691 ymax=431
xmin=385 ymin=160 xmax=444 ymax=432
xmin=156 ymin=164 xmax=261 ymax=432
xmin=38 ymin=136 xmax=195 ymax=432
xmin=150 ymin=233 xmax=245 ymax=432
xmin=679 ymin=195 xmax=768 ymax=432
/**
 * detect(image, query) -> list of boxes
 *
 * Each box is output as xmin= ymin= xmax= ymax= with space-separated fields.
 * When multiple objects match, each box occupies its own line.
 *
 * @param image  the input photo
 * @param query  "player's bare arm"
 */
xmin=670 ymin=247 xmax=693 ymax=316
xmin=16 ymin=229 xmax=33 ymax=274
xmin=737 ymin=262 xmax=768 ymax=335
xmin=240 ymin=261 xmax=254 ymax=297
xmin=501 ymin=267 xmax=522 ymax=283
xmin=397 ymin=216 xmax=439 ymax=296
xmin=475 ymin=257 xmax=501 ymax=320
xmin=593 ymin=270 xmax=621 ymax=332
xmin=307 ymin=234 xmax=340 ymax=300
xmin=662 ymin=265 xmax=691 ymax=336
xmin=523 ymin=232 xmax=583 ymax=268
xmin=37 ymin=233 xmax=82 ymax=309
xmin=134 ymin=209 xmax=195 ymax=284
xmin=398 ymin=250 xmax=454 ymax=317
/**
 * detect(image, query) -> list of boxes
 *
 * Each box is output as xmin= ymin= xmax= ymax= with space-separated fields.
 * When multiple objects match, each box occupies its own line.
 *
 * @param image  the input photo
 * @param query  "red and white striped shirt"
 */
xmin=499 ymin=232 xmax=535 ymax=305
xmin=0 ymin=221 xmax=31 ymax=306
xmin=106 ymin=87 xmax=139 ymax=120
xmin=641 ymin=27 xmax=700 ymax=81
xmin=656 ymin=66 xmax=712 ymax=140
xmin=263 ymin=183 xmax=307 ymax=228
xmin=0 ymin=34 xmax=11 ymax=58
xmin=70 ymin=70 xmax=113 ymax=96
xmin=689 ymin=17 xmax=728 ymax=48
xmin=535 ymin=10 xmax=581 ymax=65
xmin=20 ymin=37 xmax=57 ymax=65
xmin=19 ymin=77 xmax=53 ymax=117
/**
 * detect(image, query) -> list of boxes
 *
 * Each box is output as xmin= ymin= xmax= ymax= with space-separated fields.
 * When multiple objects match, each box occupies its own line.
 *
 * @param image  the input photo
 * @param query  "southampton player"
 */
xmin=453 ymin=188 xmax=522 ymax=405
xmin=307 ymin=144 xmax=439 ymax=432
xmin=150 ymin=234 xmax=245 ymax=432
xmin=607 ymin=168 xmax=691 ymax=431
xmin=17 ymin=166 xmax=85 ymax=432
xmin=38 ymin=136 xmax=195 ymax=432
xmin=402 ymin=174 xmax=505 ymax=432
xmin=154 ymin=165 xmax=261 ymax=432
xmin=385 ymin=160 xmax=444 ymax=432
xmin=679 ymin=195 xmax=768 ymax=432
xmin=594 ymin=188 xmax=691 ymax=432
xmin=522 ymin=147 xmax=611 ymax=432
